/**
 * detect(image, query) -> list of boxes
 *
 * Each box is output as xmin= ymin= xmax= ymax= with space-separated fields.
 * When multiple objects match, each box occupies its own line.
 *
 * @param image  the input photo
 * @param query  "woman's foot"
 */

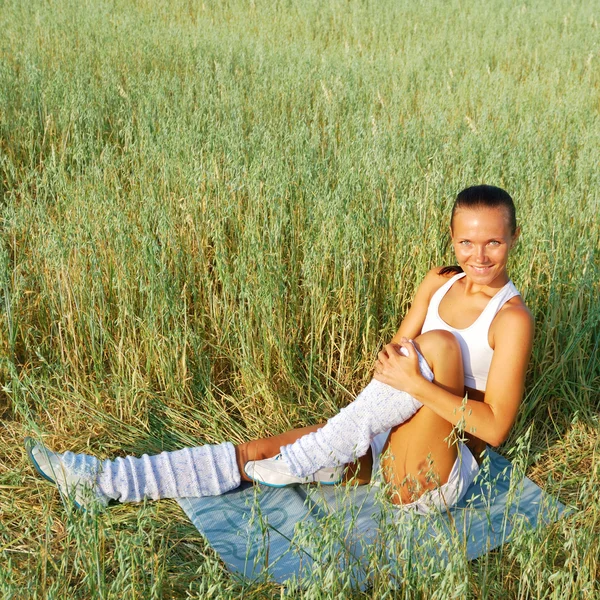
xmin=25 ymin=437 xmax=109 ymax=509
xmin=244 ymin=454 xmax=344 ymax=487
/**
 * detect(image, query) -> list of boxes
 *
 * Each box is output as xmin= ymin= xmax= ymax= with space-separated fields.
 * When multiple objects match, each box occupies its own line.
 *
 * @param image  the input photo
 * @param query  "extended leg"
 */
xmin=26 ymin=439 xmax=240 ymax=508
xmin=96 ymin=443 xmax=240 ymax=502
xmin=26 ymin=425 xmax=350 ymax=509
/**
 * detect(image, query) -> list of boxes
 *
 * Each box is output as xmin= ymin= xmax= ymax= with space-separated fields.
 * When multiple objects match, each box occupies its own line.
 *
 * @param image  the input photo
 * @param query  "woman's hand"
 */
xmin=373 ymin=337 xmax=424 ymax=395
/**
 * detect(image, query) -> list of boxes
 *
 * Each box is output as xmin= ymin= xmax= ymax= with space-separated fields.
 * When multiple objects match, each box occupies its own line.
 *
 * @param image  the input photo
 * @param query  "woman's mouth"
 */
xmin=469 ymin=265 xmax=493 ymax=274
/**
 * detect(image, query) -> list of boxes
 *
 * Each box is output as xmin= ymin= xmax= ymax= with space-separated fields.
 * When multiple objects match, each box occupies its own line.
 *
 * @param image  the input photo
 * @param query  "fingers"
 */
xmin=377 ymin=347 xmax=390 ymax=363
xmin=375 ymin=338 xmax=416 ymax=374
xmin=385 ymin=341 xmax=411 ymax=359
xmin=397 ymin=337 xmax=416 ymax=358
xmin=375 ymin=346 xmax=392 ymax=376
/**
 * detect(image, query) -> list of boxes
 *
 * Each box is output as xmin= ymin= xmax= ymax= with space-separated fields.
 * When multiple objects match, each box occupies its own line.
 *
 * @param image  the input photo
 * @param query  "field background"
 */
xmin=1 ymin=0 xmax=598 ymax=597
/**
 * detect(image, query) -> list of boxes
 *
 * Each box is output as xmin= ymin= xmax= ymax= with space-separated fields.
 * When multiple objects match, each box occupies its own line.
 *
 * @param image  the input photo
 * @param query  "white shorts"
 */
xmin=370 ymin=430 xmax=480 ymax=515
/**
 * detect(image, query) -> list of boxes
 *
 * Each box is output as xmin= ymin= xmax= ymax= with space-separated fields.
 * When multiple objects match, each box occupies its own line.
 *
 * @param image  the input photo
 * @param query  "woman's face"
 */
xmin=451 ymin=206 xmax=519 ymax=287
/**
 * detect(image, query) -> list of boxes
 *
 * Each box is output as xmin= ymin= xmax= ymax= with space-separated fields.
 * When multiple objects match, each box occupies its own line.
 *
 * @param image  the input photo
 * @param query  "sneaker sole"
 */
xmin=24 ymin=437 xmax=57 ymax=485
xmin=244 ymin=464 xmax=343 ymax=487
xmin=24 ymin=437 xmax=85 ymax=510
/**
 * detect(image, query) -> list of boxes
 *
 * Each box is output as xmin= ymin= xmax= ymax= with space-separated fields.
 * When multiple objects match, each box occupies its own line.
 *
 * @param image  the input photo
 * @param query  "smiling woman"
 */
xmin=371 ymin=187 xmax=533 ymax=498
xmin=27 ymin=185 xmax=534 ymax=514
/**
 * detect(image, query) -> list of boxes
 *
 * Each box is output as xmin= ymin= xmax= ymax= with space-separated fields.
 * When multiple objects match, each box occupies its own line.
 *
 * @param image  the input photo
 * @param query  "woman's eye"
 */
xmin=459 ymin=240 xmax=471 ymax=246
xmin=488 ymin=240 xmax=501 ymax=246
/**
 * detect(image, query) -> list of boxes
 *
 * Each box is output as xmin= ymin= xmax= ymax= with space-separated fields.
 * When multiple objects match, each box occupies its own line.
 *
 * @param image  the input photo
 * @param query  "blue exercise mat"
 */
xmin=177 ymin=450 xmax=568 ymax=585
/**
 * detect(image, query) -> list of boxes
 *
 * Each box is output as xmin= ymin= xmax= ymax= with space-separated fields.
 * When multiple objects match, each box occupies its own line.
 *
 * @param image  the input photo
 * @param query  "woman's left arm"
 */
xmin=375 ymin=306 xmax=534 ymax=447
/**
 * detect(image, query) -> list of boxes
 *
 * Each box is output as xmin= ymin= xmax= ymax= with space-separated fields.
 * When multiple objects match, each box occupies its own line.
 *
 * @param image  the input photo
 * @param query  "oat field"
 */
xmin=0 ymin=0 xmax=598 ymax=597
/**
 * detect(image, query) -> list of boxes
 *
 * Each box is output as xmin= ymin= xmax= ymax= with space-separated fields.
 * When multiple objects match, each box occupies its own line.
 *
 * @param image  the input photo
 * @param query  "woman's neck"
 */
xmin=461 ymin=273 xmax=510 ymax=297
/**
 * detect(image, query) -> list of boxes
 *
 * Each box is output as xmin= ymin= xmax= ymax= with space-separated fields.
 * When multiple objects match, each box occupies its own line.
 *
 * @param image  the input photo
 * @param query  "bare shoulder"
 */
xmin=493 ymin=297 xmax=534 ymax=346
xmin=393 ymin=267 xmax=456 ymax=340
xmin=500 ymin=295 xmax=533 ymax=324
xmin=419 ymin=266 xmax=457 ymax=294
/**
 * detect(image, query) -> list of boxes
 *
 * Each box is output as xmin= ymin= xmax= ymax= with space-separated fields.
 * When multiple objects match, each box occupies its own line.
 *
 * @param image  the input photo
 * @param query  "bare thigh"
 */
xmin=380 ymin=330 xmax=464 ymax=505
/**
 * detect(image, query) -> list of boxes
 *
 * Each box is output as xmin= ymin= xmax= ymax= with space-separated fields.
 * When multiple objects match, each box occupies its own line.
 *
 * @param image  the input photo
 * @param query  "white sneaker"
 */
xmin=244 ymin=454 xmax=344 ymax=487
xmin=25 ymin=437 xmax=109 ymax=509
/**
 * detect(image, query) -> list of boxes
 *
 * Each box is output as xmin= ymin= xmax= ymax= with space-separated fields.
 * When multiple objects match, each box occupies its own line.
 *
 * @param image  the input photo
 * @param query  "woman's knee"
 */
xmin=415 ymin=330 xmax=461 ymax=366
xmin=417 ymin=329 xmax=460 ymax=353
xmin=413 ymin=330 xmax=464 ymax=391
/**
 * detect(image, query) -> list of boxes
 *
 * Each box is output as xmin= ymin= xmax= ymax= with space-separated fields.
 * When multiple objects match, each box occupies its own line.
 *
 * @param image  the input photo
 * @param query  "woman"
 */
xmin=27 ymin=185 xmax=533 ymax=514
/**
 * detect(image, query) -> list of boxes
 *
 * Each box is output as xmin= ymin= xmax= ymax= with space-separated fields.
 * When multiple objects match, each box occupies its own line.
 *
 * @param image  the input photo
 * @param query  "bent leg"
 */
xmin=237 ymin=425 xmax=373 ymax=485
xmin=381 ymin=330 xmax=465 ymax=505
xmin=275 ymin=346 xmax=435 ymax=478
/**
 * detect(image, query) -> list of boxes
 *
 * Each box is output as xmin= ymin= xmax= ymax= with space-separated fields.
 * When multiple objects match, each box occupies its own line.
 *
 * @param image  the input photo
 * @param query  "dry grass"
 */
xmin=1 ymin=0 xmax=598 ymax=597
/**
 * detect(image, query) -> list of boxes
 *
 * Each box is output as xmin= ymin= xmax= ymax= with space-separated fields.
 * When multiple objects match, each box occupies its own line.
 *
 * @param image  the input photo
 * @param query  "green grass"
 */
xmin=0 ymin=0 xmax=598 ymax=597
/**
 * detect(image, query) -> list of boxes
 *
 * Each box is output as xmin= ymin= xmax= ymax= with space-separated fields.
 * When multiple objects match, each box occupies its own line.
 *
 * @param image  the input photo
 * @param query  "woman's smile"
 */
xmin=468 ymin=265 xmax=493 ymax=274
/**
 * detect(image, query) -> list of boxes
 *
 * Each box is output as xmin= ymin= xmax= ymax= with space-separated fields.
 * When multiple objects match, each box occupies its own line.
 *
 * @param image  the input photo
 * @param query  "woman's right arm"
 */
xmin=390 ymin=268 xmax=447 ymax=343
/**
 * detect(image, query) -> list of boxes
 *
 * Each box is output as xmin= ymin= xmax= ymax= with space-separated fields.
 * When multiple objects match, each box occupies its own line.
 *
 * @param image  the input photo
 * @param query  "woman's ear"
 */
xmin=511 ymin=226 xmax=521 ymax=247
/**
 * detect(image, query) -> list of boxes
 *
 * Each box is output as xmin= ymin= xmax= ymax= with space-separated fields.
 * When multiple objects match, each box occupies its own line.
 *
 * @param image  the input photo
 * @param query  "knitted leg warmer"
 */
xmin=281 ymin=351 xmax=434 ymax=477
xmin=95 ymin=442 xmax=240 ymax=502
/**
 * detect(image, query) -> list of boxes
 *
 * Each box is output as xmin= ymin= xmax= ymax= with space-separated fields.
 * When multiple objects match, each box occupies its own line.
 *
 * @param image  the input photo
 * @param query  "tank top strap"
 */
xmin=428 ymin=272 xmax=466 ymax=310
xmin=476 ymin=280 xmax=521 ymax=327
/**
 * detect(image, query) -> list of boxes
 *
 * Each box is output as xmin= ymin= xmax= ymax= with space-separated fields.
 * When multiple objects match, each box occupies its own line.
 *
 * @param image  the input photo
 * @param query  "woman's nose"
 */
xmin=475 ymin=245 xmax=487 ymax=263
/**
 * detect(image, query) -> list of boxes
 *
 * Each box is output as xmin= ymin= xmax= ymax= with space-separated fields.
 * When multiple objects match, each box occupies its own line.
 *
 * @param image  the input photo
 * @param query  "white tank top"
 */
xmin=421 ymin=272 xmax=520 ymax=391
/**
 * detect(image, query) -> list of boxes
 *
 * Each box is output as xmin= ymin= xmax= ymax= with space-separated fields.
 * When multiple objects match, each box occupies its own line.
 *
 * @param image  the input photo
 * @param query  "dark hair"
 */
xmin=451 ymin=184 xmax=517 ymax=235
xmin=440 ymin=185 xmax=517 ymax=277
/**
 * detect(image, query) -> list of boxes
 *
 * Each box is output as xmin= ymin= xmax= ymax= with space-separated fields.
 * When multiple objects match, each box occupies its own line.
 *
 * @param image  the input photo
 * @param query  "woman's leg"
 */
xmin=379 ymin=330 xmax=465 ymax=505
xmin=27 ymin=439 xmax=241 ymax=507
xmin=245 ymin=344 xmax=434 ymax=484
xmin=25 ymin=332 xmax=456 ymax=507
xmin=26 ymin=424 xmax=355 ymax=508
xmin=98 ymin=423 xmax=345 ymax=501
xmin=235 ymin=425 xmax=322 ymax=481
xmin=236 ymin=425 xmax=373 ymax=485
